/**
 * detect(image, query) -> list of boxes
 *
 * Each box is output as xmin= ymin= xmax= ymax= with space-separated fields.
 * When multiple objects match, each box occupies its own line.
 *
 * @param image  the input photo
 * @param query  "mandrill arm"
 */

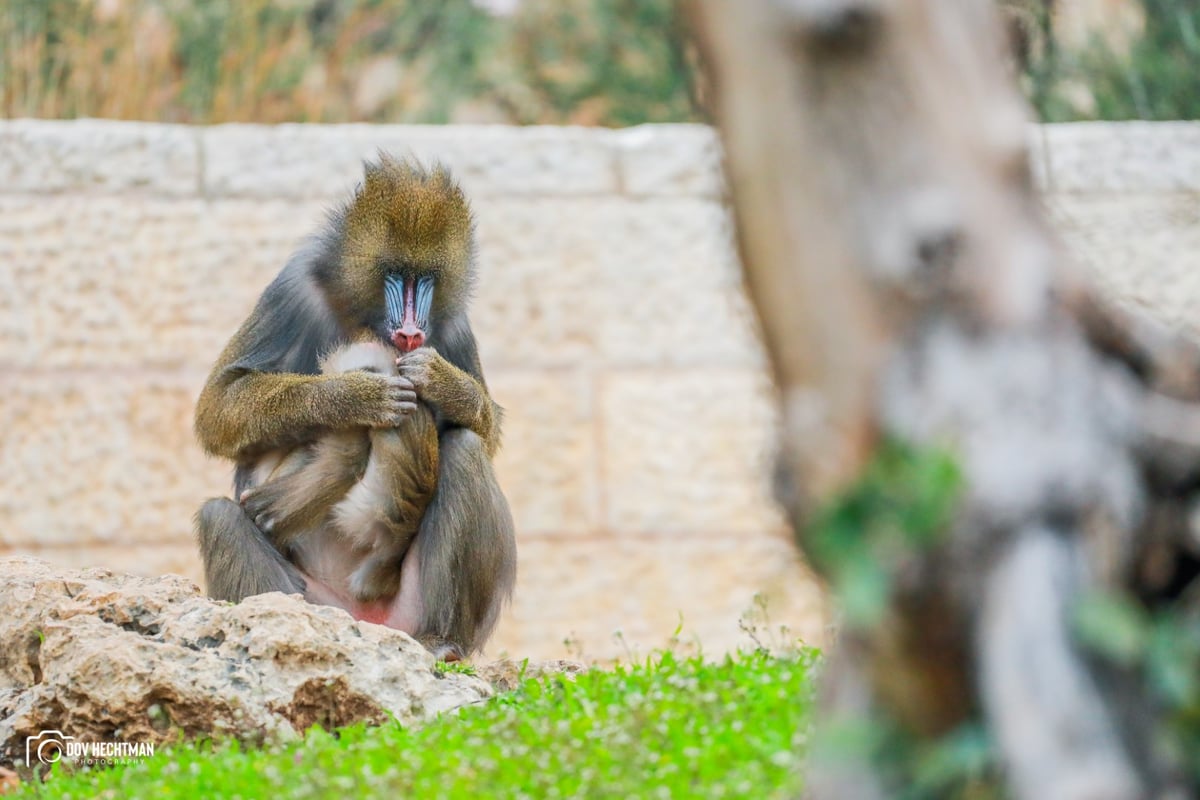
xmin=399 ymin=347 xmax=501 ymax=457
xmin=194 ymin=260 xmax=418 ymax=461
xmin=196 ymin=368 xmax=416 ymax=461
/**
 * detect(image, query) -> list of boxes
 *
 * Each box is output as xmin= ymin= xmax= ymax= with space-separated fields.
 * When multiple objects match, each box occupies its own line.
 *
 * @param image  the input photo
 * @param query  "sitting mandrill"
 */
xmin=193 ymin=156 xmax=516 ymax=660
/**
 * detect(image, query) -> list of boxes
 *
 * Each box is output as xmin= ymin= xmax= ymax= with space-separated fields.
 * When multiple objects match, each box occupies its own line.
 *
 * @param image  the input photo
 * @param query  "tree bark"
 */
xmin=688 ymin=1 xmax=1200 ymax=797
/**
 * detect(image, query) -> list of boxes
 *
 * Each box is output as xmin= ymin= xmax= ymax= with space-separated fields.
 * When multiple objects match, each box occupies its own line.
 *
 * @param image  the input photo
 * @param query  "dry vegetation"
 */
xmin=0 ymin=0 xmax=699 ymax=126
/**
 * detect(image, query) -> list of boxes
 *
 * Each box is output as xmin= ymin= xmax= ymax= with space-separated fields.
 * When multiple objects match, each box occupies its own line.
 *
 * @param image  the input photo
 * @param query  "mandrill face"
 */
xmin=322 ymin=156 xmax=476 ymax=355
xmin=383 ymin=272 xmax=435 ymax=353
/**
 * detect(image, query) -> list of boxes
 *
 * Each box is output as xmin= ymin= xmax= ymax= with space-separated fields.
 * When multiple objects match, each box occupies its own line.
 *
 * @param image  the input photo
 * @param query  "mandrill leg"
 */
xmin=384 ymin=428 xmax=517 ymax=658
xmin=195 ymin=497 xmax=306 ymax=601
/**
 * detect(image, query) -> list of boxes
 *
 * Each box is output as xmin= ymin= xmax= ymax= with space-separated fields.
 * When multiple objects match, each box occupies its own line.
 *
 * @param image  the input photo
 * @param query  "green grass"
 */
xmin=19 ymin=648 xmax=817 ymax=799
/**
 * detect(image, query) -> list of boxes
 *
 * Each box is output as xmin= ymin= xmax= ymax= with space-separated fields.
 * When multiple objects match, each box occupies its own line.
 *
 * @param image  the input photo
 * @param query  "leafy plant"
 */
xmin=0 ymin=0 xmax=701 ymax=126
xmin=0 ymin=0 xmax=498 ymax=123
xmin=805 ymin=439 xmax=963 ymax=628
xmin=494 ymin=0 xmax=701 ymax=126
xmin=1026 ymin=0 xmax=1200 ymax=121
xmin=1073 ymin=589 xmax=1200 ymax=781
xmin=17 ymin=647 xmax=818 ymax=799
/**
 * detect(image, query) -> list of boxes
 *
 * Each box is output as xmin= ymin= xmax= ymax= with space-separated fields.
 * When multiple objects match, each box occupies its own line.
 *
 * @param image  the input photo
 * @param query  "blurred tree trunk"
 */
xmin=688 ymin=0 xmax=1200 ymax=797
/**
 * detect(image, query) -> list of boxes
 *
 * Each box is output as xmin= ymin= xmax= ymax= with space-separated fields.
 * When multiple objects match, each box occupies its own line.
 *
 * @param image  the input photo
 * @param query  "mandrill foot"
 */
xmin=418 ymin=634 xmax=465 ymax=663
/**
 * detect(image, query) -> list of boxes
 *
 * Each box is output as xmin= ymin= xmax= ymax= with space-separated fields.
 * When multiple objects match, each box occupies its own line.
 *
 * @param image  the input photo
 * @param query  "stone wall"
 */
xmin=0 ymin=120 xmax=1196 ymax=661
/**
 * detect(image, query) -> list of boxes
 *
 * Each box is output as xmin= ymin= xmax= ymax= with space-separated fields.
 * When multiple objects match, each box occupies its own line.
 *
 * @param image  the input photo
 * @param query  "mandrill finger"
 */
xmin=389 ymin=387 xmax=417 ymax=404
xmin=240 ymin=490 xmax=276 ymax=532
xmin=387 ymin=375 xmax=418 ymax=398
xmin=378 ymin=398 xmax=418 ymax=426
xmin=387 ymin=375 xmax=416 ymax=391
xmin=397 ymin=364 xmax=427 ymax=384
xmin=388 ymin=402 xmax=419 ymax=422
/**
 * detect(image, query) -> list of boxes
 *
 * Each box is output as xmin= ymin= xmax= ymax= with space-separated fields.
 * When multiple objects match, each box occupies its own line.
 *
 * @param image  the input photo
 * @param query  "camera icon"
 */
xmin=25 ymin=730 xmax=74 ymax=767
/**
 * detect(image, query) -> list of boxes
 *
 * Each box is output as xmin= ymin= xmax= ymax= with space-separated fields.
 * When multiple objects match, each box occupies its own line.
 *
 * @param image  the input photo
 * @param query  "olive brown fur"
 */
xmin=193 ymin=155 xmax=516 ymax=658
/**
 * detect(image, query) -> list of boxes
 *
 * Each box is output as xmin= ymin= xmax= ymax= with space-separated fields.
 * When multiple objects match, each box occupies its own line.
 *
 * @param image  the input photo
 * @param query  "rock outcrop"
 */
xmin=0 ymin=557 xmax=491 ymax=767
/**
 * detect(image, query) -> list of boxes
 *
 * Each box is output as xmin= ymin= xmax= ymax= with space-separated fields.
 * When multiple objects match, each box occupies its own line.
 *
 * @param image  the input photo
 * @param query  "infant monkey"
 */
xmin=240 ymin=338 xmax=439 ymax=609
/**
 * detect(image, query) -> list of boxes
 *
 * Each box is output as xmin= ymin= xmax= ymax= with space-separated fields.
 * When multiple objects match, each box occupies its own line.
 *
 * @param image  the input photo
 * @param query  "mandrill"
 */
xmin=193 ymin=155 xmax=516 ymax=660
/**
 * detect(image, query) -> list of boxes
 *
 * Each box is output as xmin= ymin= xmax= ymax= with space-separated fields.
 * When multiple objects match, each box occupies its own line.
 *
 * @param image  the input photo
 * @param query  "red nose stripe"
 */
xmin=404 ymin=279 xmax=416 ymax=324
xmin=391 ymin=278 xmax=425 ymax=352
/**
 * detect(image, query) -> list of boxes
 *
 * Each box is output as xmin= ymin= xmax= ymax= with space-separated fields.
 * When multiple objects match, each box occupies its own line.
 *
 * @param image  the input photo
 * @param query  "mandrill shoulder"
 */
xmin=221 ymin=250 xmax=346 ymax=379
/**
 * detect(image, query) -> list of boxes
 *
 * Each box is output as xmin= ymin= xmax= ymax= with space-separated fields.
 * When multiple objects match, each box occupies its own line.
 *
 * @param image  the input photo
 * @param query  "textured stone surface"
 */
xmin=490 ymin=535 xmax=829 ymax=659
xmin=490 ymin=370 xmax=600 ymax=536
xmin=0 ymin=196 xmax=322 ymax=371
xmin=1044 ymin=122 xmax=1200 ymax=193
xmin=0 ymin=558 xmax=490 ymax=768
xmin=15 ymin=545 xmax=204 ymax=585
xmin=1050 ymin=193 xmax=1200 ymax=338
xmin=617 ymin=124 xmax=725 ymax=198
xmin=470 ymin=199 xmax=613 ymax=369
xmin=590 ymin=199 xmax=764 ymax=369
xmin=601 ymin=369 xmax=785 ymax=535
xmin=473 ymin=197 xmax=763 ymax=370
xmin=0 ymin=121 xmax=1193 ymax=661
xmin=0 ymin=120 xmax=198 ymax=196
xmin=0 ymin=372 xmax=229 ymax=546
xmin=202 ymin=124 xmax=620 ymax=199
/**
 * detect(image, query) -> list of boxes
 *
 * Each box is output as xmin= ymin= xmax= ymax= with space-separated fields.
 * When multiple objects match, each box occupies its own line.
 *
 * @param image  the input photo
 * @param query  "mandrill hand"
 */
xmin=332 ymin=371 xmax=418 ymax=429
xmin=397 ymin=346 xmax=495 ymax=444
xmin=396 ymin=347 xmax=445 ymax=396
xmin=239 ymin=477 xmax=317 ymax=541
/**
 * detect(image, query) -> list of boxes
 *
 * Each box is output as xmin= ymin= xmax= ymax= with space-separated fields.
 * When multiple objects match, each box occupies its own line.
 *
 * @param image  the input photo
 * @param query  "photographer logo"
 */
xmin=25 ymin=730 xmax=154 ymax=767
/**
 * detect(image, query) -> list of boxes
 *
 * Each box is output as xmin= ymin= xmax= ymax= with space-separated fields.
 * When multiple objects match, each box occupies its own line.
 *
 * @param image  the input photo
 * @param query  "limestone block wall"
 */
xmin=0 ymin=120 xmax=1196 ymax=661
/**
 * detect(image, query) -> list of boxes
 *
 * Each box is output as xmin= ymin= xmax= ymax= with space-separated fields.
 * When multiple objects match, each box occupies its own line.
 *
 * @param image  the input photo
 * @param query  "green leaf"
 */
xmin=836 ymin=557 xmax=891 ymax=629
xmin=911 ymin=724 xmax=995 ymax=795
xmin=1073 ymin=591 xmax=1151 ymax=666
xmin=1147 ymin=617 xmax=1200 ymax=709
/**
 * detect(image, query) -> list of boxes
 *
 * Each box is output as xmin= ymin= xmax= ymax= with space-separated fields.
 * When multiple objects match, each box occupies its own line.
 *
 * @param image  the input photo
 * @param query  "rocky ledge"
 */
xmin=0 ymin=557 xmax=494 ymax=767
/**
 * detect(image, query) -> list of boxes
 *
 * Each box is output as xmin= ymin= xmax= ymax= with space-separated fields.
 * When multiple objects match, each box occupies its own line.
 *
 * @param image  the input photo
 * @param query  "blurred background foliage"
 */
xmin=0 ymin=0 xmax=1195 ymax=126
xmin=1007 ymin=0 xmax=1200 ymax=121
xmin=0 ymin=0 xmax=698 ymax=124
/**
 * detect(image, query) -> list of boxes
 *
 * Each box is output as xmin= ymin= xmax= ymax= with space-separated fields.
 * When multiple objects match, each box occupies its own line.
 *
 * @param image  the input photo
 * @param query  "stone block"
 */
xmin=0 ymin=197 xmax=323 ymax=371
xmin=600 ymin=369 xmax=786 ymax=535
xmin=617 ymin=124 xmax=725 ymax=197
xmin=201 ymin=124 xmax=620 ymax=200
xmin=473 ymin=197 xmax=764 ymax=370
xmin=1050 ymin=193 xmax=1200 ymax=338
xmin=1045 ymin=122 xmax=1200 ymax=193
xmin=1 ymin=543 xmax=205 ymax=586
xmin=591 ymin=198 xmax=764 ymax=368
xmin=489 ymin=369 xmax=601 ymax=536
xmin=489 ymin=534 xmax=829 ymax=661
xmin=0 ymin=120 xmax=199 ymax=196
xmin=470 ymin=198 xmax=613 ymax=369
xmin=0 ymin=373 xmax=229 ymax=546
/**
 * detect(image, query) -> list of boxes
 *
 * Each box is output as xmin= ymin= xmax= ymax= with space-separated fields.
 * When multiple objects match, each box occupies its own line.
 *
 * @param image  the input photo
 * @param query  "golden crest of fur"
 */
xmin=343 ymin=155 xmax=471 ymax=268
xmin=336 ymin=155 xmax=475 ymax=313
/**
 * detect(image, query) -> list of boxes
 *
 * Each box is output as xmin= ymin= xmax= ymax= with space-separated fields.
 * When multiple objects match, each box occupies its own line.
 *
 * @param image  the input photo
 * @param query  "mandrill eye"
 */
xmin=414 ymin=275 xmax=435 ymax=327
xmin=384 ymin=274 xmax=406 ymax=326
